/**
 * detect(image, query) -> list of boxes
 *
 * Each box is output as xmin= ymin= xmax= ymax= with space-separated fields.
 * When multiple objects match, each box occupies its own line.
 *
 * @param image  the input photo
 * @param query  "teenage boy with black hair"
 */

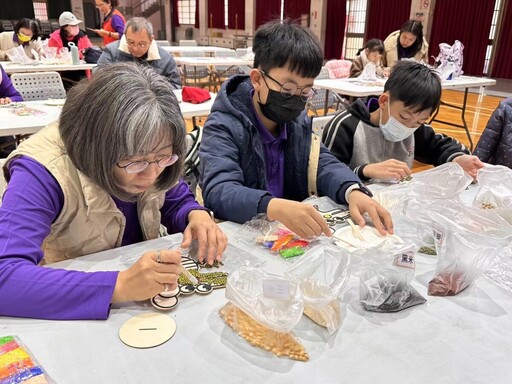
xmin=199 ymin=20 xmax=393 ymax=239
xmin=322 ymin=60 xmax=484 ymax=181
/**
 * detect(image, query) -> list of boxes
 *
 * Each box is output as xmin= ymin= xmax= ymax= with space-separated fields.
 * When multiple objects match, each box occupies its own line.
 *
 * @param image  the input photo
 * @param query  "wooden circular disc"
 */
xmin=151 ymin=294 xmax=179 ymax=310
xmin=159 ymin=286 xmax=180 ymax=298
xmin=195 ymin=283 xmax=213 ymax=295
xmin=179 ymin=284 xmax=196 ymax=295
xmin=119 ymin=313 xmax=176 ymax=348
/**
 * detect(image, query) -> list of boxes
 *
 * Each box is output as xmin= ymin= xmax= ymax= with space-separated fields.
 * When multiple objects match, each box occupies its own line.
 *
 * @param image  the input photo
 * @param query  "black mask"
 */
xmin=258 ymin=89 xmax=306 ymax=124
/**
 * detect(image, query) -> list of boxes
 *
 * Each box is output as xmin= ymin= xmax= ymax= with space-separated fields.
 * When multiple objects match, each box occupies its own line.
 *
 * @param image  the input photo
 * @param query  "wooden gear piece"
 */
xmin=151 ymin=256 xmax=228 ymax=311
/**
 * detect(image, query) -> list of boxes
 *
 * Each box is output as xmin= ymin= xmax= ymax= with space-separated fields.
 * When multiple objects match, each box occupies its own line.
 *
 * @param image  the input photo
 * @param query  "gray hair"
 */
xmin=125 ymin=17 xmax=153 ymax=37
xmin=60 ymin=62 xmax=186 ymax=201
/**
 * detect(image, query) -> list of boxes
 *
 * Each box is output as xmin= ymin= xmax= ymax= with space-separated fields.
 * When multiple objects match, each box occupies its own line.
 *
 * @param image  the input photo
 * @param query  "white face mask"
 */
xmin=379 ymin=102 xmax=418 ymax=142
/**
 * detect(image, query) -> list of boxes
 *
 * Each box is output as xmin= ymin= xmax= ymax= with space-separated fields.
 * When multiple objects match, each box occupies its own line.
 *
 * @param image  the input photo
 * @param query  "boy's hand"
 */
xmin=363 ymin=159 xmax=411 ymax=180
xmin=452 ymin=155 xmax=484 ymax=180
xmin=267 ymin=198 xmax=331 ymax=239
xmin=347 ymin=190 xmax=393 ymax=235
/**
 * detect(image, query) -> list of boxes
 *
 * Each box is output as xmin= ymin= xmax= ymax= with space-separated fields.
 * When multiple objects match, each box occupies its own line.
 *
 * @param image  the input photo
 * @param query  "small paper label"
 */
xmin=262 ymin=279 xmax=291 ymax=300
xmin=394 ymin=251 xmax=415 ymax=269
xmin=432 ymin=224 xmax=445 ymax=247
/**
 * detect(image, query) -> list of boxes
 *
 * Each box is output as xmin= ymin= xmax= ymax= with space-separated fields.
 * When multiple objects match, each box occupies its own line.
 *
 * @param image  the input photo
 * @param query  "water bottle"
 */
xmin=68 ymin=42 xmax=80 ymax=65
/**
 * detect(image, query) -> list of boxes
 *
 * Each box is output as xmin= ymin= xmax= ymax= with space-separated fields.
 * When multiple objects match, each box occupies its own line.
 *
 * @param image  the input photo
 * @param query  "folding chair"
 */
xmin=38 ymin=20 xmax=52 ymax=39
xmin=10 ymin=72 xmax=66 ymax=101
xmin=312 ymin=115 xmax=336 ymax=138
xmin=0 ymin=20 xmax=14 ymax=32
xmin=156 ymin=40 xmax=171 ymax=46
xmin=212 ymin=50 xmax=242 ymax=84
xmin=307 ymin=67 xmax=346 ymax=116
xmin=179 ymin=50 xmax=214 ymax=91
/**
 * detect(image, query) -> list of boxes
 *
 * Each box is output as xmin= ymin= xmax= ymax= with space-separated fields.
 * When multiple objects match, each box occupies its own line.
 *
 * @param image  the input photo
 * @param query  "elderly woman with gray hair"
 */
xmin=0 ymin=62 xmax=226 ymax=320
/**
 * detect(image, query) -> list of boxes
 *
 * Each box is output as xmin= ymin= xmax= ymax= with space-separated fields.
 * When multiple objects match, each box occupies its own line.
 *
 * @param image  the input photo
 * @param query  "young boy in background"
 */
xmin=322 ymin=60 xmax=483 ymax=182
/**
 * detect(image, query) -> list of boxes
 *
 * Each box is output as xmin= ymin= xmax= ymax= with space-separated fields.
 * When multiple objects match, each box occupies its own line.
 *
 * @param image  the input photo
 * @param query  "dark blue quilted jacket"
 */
xmin=475 ymin=98 xmax=512 ymax=168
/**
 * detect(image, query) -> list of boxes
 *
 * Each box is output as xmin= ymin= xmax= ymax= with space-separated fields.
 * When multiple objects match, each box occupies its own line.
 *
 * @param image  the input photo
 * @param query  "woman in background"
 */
xmin=48 ymin=11 xmax=93 ymax=59
xmin=0 ymin=18 xmax=42 ymax=61
xmin=90 ymin=0 xmax=126 ymax=46
xmin=382 ymin=19 xmax=428 ymax=70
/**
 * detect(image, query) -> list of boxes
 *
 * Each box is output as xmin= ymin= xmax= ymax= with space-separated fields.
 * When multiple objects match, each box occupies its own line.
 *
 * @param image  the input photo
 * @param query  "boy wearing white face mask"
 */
xmin=322 ymin=60 xmax=483 ymax=181
xmin=200 ymin=20 xmax=394 ymax=239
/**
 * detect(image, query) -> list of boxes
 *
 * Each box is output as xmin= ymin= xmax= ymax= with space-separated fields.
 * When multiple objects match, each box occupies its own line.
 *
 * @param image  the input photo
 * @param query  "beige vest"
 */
xmin=382 ymin=30 xmax=429 ymax=68
xmin=3 ymin=123 xmax=165 ymax=264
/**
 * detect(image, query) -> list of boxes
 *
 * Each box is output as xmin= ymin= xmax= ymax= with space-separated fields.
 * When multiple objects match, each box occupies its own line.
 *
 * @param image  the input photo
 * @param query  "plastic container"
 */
xmin=68 ymin=42 xmax=80 ymax=65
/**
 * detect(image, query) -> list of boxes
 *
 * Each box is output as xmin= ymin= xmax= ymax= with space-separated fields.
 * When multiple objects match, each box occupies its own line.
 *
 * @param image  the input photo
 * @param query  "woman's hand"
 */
xmin=88 ymin=28 xmax=108 ymax=37
xmin=181 ymin=209 xmax=228 ymax=264
xmin=0 ymin=97 xmax=12 ymax=105
xmin=347 ymin=189 xmax=393 ymax=235
xmin=267 ymin=198 xmax=332 ymax=239
xmin=112 ymin=249 xmax=181 ymax=303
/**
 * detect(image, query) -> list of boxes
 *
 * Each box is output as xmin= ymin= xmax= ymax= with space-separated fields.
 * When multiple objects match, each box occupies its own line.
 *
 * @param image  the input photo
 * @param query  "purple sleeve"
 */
xmin=0 ymin=66 xmax=23 ymax=102
xmin=160 ymin=179 xmax=205 ymax=233
xmin=0 ymin=156 xmax=118 ymax=320
xmin=111 ymin=15 xmax=125 ymax=37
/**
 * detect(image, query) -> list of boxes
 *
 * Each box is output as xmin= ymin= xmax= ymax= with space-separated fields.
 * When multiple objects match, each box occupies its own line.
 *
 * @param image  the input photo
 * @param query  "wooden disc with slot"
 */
xmin=119 ymin=313 xmax=176 ymax=348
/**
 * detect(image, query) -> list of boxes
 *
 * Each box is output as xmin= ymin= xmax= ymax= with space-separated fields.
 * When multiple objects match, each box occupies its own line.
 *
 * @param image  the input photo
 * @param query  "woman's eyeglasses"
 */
xmin=116 ymin=154 xmax=179 ymax=174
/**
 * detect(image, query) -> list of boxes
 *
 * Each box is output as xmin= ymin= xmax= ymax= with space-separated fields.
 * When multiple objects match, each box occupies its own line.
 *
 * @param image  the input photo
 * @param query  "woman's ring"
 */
xmin=156 ymin=250 xmax=162 ymax=263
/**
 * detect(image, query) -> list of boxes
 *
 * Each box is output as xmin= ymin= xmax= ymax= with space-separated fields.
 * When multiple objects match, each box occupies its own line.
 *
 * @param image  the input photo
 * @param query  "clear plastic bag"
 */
xmin=473 ymin=185 xmax=512 ymax=210
xmin=0 ymin=335 xmax=54 ymax=383
xmin=5 ymin=46 xmax=36 ymax=64
xmin=285 ymin=244 xmax=350 ymax=334
xmin=485 ymin=244 xmax=512 ymax=294
xmin=404 ymin=163 xmax=472 ymax=247
xmin=358 ymin=62 xmax=378 ymax=81
xmin=477 ymin=165 xmax=512 ymax=189
xmin=220 ymin=267 xmax=308 ymax=361
xmin=472 ymin=165 xmax=512 ymax=211
xmin=356 ymin=244 xmax=427 ymax=312
xmin=59 ymin=47 xmax=72 ymax=64
xmin=409 ymin=162 xmax=472 ymax=199
xmin=428 ymin=202 xmax=512 ymax=296
xmin=237 ymin=215 xmax=315 ymax=260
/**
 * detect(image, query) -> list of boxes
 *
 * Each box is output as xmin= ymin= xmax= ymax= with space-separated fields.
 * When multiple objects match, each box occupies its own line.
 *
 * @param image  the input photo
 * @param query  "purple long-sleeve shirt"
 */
xmin=0 ymin=156 xmax=203 ymax=320
xmin=0 ymin=66 xmax=23 ymax=102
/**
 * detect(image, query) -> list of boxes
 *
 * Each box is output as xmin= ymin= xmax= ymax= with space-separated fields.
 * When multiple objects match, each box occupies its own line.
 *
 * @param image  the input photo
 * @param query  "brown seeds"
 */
xmin=219 ymin=302 xmax=309 ymax=362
